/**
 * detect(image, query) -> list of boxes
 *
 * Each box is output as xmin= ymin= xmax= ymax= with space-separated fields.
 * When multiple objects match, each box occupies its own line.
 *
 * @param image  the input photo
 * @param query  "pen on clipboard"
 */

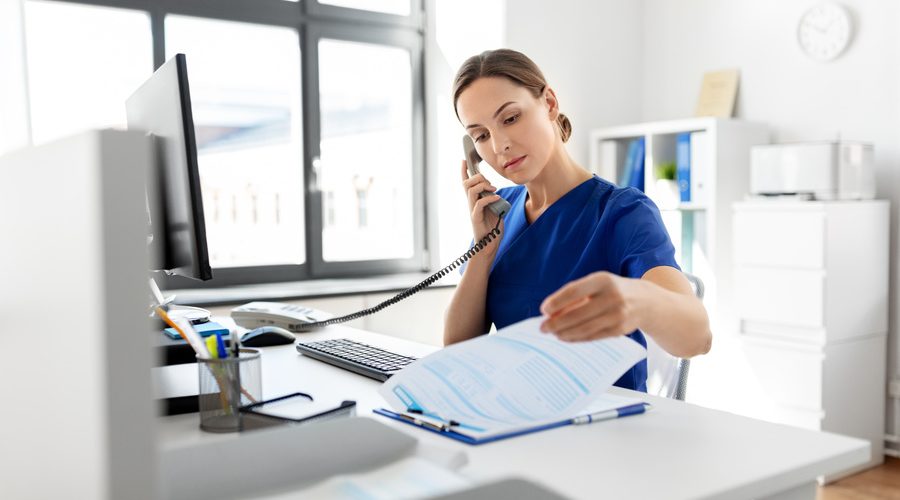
xmin=571 ymin=403 xmax=649 ymax=425
xmin=399 ymin=410 xmax=457 ymax=432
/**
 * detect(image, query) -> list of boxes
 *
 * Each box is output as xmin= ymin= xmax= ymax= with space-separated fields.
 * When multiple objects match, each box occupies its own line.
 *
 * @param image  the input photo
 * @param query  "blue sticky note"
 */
xmin=163 ymin=320 xmax=230 ymax=340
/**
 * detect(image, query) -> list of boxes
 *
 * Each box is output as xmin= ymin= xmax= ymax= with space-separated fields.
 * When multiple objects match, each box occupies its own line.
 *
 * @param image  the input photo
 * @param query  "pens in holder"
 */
xmin=176 ymin=316 xmax=210 ymax=359
xmin=156 ymin=307 xmax=209 ymax=358
xmin=215 ymin=333 xmax=228 ymax=359
xmin=205 ymin=336 xmax=218 ymax=358
xmin=230 ymin=330 xmax=240 ymax=358
xmin=156 ymin=306 xmax=260 ymax=433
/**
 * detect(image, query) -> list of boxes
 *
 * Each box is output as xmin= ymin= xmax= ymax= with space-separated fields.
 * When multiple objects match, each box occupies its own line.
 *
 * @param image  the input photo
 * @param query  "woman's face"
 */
xmin=456 ymin=76 xmax=558 ymax=184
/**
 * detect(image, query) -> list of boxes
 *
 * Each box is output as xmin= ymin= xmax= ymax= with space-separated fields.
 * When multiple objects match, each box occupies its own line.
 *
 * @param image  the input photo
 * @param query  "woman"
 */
xmin=443 ymin=49 xmax=711 ymax=392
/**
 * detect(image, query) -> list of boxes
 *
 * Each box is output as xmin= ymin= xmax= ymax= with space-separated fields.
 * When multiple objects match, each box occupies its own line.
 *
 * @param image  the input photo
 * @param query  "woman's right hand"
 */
xmin=460 ymin=160 xmax=504 ymax=244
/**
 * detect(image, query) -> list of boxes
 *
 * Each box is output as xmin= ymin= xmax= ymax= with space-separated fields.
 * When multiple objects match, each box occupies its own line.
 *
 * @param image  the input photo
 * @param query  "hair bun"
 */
xmin=557 ymin=113 xmax=573 ymax=143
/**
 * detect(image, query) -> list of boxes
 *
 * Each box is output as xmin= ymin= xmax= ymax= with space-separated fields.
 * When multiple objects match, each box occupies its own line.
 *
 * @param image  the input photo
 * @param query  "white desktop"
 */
xmin=157 ymin=320 xmax=869 ymax=500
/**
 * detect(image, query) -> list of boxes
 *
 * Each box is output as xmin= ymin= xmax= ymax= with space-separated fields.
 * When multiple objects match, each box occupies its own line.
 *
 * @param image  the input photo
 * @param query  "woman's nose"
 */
xmin=491 ymin=134 xmax=511 ymax=156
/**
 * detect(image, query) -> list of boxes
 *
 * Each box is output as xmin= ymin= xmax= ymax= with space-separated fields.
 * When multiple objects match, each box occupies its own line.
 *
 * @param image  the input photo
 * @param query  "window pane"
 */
xmin=24 ymin=0 xmax=152 ymax=145
xmin=318 ymin=39 xmax=414 ymax=262
xmin=319 ymin=0 xmax=410 ymax=16
xmin=166 ymin=16 xmax=304 ymax=269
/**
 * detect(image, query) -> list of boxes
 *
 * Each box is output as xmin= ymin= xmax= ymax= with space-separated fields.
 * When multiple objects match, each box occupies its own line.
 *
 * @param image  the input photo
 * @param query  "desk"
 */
xmin=157 ymin=324 xmax=868 ymax=500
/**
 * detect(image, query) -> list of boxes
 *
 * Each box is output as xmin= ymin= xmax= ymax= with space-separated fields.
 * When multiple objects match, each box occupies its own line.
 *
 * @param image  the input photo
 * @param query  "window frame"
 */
xmin=26 ymin=0 xmax=427 ymax=289
xmin=303 ymin=21 xmax=427 ymax=279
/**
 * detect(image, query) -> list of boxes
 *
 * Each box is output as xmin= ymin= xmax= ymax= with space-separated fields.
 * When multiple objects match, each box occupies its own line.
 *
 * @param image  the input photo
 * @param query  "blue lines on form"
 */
xmin=423 ymin=365 xmax=506 ymax=423
xmin=495 ymin=394 xmax=537 ymax=422
xmin=392 ymin=385 xmax=419 ymax=411
xmin=489 ymin=336 xmax=589 ymax=394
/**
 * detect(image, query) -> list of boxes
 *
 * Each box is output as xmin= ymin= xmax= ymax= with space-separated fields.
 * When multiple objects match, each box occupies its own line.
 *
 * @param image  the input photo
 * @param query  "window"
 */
xmin=318 ymin=0 xmax=410 ymax=16
xmin=165 ymin=15 xmax=305 ymax=269
xmin=318 ymin=39 xmax=414 ymax=262
xmin=23 ymin=0 xmax=152 ymax=144
xmin=22 ymin=0 xmax=425 ymax=287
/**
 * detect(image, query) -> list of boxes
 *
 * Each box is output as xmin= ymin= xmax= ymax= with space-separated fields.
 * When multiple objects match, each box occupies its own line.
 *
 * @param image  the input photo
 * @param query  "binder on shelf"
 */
xmin=619 ymin=139 xmax=638 ymax=186
xmin=627 ymin=137 xmax=646 ymax=192
xmin=689 ymin=131 xmax=709 ymax=206
xmin=676 ymin=133 xmax=691 ymax=202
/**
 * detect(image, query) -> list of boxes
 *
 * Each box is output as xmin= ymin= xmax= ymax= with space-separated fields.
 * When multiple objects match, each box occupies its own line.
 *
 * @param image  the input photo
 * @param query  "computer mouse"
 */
xmin=241 ymin=326 xmax=296 ymax=347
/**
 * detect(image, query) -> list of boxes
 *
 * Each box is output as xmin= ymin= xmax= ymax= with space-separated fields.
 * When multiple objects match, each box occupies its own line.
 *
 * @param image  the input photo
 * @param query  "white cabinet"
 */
xmin=733 ymin=200 xmax=888 ymax=479
xmin=590 ymin=118 xmax=768 ymax=330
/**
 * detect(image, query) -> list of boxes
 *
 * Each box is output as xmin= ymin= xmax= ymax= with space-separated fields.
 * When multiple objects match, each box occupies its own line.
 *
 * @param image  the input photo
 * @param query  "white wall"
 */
xmin=505 ymin=0 xmax=644 ymax=166
xmin=641 ymin=0 xmax=900 ymax=445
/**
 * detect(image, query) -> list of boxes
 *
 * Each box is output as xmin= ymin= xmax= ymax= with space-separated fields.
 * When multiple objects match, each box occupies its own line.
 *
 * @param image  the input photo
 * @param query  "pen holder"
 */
xmin=197 ymin=348 xmax=262 ymax=433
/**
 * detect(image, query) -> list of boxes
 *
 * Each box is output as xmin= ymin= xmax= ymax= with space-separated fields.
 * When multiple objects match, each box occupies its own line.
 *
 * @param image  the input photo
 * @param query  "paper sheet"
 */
xmin=379 ymin=316 xmax=647 ymax=437
xmin=258 ymin=457 xmax=470 ymax=500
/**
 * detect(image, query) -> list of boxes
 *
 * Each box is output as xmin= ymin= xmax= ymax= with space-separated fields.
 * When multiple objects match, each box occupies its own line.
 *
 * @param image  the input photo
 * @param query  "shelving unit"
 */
xmin=589 ymin=118 xmax=769 ymax=329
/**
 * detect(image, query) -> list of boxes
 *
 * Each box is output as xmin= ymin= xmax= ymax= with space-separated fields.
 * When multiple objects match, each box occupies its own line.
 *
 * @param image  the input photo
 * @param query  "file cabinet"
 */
xmin=733 ymin=200 xmax=888 ymax=478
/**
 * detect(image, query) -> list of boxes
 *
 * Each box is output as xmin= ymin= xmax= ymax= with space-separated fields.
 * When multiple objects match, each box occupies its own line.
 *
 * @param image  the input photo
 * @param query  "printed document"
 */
xmin=259 ymin=457 xmax=470 ymax=500
xmin=379 ymin=316 xmax=647 ymax=438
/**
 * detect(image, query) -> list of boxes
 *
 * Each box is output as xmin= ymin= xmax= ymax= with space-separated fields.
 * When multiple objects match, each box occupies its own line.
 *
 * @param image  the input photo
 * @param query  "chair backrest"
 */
xmin=644 ymin=273 xmax=704 ymax=401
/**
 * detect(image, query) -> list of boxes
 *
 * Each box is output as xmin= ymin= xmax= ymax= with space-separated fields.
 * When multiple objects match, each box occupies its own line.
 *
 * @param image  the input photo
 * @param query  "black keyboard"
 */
xmin=295 ymin=338 xmax=418 ymax=382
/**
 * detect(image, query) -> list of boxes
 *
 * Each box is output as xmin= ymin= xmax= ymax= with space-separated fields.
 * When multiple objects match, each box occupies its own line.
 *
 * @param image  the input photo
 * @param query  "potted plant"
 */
xmin=654 ymin=162 xmax=679 ymax=209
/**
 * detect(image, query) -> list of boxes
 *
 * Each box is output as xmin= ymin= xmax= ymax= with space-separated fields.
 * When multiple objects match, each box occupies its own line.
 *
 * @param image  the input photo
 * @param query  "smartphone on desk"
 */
xmin=231 ymin=302 xmax=332 ymax=332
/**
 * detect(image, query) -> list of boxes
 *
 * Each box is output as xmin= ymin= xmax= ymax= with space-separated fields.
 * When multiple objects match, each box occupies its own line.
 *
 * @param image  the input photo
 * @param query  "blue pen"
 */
xmin=571 ymin=403 xmax=648 ymax=425
xmin=216 ymin=333 xmax=228 ymax=359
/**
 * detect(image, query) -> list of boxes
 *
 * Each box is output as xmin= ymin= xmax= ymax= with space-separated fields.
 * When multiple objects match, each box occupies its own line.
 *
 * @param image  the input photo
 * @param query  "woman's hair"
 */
xmin=452 ymin=49 xmax=572 ymax=143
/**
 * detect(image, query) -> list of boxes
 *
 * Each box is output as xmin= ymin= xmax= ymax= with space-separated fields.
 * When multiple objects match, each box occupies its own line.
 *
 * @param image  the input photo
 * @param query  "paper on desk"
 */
xmin=379 ymin=316 xmax=647 ymax=437
xmin=257 ymin=457 xmax=470 ymax=500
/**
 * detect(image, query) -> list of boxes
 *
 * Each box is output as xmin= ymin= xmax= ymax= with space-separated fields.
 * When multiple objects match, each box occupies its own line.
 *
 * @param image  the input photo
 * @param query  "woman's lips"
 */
xmin=504 ymin=155 xmax=526 ymax=169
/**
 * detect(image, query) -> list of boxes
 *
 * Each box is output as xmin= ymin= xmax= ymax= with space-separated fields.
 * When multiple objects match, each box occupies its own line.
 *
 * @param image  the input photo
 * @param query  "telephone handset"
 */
xmin=463 ymin=135 xmax=512 ymax=218
xmin=277 ymin=136 xmax=508 ymax=332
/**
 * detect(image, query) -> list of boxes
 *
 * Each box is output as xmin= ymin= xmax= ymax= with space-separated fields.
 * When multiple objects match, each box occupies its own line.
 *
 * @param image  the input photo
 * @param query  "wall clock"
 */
xmin=797 ymin=2 xmax=853 ymax=62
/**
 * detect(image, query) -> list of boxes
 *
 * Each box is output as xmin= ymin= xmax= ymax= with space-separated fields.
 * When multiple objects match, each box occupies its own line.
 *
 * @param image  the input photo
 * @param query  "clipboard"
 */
xmin=373 ymin=400 xmax=649 ymax=445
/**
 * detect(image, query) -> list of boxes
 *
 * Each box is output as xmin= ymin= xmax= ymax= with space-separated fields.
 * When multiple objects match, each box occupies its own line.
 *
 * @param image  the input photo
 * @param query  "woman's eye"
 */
xmin=504 ymin=114 xmax=520 ymax=125
xmin=474 ymin=132 xmax=488 ymax=142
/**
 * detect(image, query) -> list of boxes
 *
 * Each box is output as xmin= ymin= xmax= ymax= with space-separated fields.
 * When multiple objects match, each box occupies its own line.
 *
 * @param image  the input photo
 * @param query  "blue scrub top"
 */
xmin=479 ymin=175 xmax=680 ymax=392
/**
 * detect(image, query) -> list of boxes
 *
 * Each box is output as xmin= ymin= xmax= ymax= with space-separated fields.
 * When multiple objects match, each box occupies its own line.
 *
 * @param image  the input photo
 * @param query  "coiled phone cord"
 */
xmin=297 ymin=214 xmax=504 ymax=332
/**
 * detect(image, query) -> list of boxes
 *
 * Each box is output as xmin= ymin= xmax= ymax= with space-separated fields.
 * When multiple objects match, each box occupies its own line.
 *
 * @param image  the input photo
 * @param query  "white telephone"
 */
xmin=231 ymin=302 xmax=332 ymax=332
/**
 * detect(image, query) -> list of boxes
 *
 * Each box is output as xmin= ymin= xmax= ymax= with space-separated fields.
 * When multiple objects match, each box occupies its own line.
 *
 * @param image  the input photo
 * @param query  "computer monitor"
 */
xmin=126 ymin=53 xmax=212 ymax=281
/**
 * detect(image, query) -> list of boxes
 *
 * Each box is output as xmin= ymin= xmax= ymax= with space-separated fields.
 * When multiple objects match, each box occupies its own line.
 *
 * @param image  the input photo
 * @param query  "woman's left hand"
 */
xmin=539 ymin=271 xmax=644 ymax=342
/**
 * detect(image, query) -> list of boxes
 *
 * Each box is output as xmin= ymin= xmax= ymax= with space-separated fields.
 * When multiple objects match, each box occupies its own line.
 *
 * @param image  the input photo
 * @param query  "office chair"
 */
xmin=644 ymin=272 xmax=704 ymax=401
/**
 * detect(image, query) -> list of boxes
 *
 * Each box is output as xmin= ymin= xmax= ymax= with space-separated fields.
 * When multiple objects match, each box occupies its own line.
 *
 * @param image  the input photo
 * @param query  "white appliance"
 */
xmin=750 ymin=141 xmax=874 ymax=200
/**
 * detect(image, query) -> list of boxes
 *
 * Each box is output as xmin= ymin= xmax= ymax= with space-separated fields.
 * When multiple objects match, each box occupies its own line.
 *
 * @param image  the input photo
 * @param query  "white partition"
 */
xmin=0 ymin=130 xmax=156 ymax=499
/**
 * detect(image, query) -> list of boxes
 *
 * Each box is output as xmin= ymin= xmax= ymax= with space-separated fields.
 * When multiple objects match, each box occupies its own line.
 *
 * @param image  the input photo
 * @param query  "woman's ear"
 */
xmin=543 ymin=87 xmax=560 ymax=122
